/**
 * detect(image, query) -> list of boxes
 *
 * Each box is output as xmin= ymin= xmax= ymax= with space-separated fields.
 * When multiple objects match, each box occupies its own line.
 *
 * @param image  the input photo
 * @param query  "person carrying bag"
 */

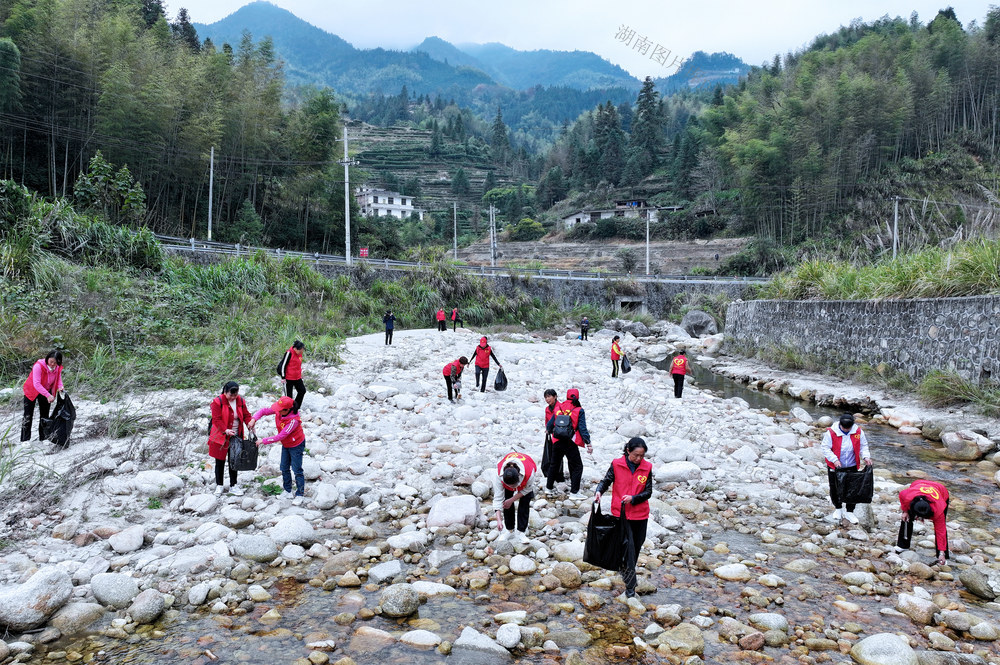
xmin=227 ymin=431 xmax=260 ymax=472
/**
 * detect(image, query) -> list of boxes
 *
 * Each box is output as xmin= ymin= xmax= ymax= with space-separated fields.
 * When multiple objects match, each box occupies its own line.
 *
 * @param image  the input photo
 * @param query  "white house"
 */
xmin=356 ymin=186 xmax=424 ymax=220
xmin=560 ymin=199 xmax=682 ymax=230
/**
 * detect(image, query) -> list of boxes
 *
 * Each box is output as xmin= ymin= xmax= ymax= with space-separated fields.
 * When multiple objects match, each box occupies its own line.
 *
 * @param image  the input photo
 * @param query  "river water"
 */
xmin=21 ymin=362 xmax=1000 ymax=665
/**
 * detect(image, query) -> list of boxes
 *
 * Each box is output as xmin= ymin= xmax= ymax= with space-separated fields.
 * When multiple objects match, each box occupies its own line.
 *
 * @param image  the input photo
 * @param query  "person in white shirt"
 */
xmin=822 ymin=413 xmax=872 ymax=524
xmin=492 ymin=452 xmax=539 ymax=544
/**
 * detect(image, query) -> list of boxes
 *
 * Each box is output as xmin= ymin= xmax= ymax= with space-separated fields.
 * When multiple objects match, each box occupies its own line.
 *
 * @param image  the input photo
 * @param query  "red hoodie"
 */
xmin=899 ymin=480 xmax=949 ymax=554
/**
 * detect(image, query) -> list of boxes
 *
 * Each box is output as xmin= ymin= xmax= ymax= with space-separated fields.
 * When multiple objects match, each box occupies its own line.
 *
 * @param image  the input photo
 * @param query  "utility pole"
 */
xmin=489 ymin=205 xmax=497 ymax=267
xmin=207 ymin=146 xmax=214 ymax=240
xmin=892 ymin=196 xmax=899 ymax=260
xmin=453 ymin=202 xmax=458 ymax=260
xmin=337 ymin=127 xmax=359 ymax=265
xmin=645 ymin=213 xmax=650 ymax=275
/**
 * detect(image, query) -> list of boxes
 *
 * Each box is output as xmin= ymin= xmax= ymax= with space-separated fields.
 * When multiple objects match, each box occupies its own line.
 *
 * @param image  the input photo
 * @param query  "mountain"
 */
xmin=193 ymin=1 xmax=495 ymax=98
xmin=457 ymin=42 xmax=642 ymax=91
xmin=411 ymin=37 xmax=488 ymax=72
xmin=654 ymin=51 xmax=750 ymax=92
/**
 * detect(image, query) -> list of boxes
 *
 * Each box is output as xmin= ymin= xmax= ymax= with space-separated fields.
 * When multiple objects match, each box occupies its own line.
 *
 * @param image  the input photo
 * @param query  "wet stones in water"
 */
xmin=0 ymin=568 xmax=73 ymax=631
xmin=849 ymin=633 xmax=918 ymax=665
xmin=379 ymin=584 xmax=419 ymax=617
xmin=959 ymin=566 xmax=1000 ymax=600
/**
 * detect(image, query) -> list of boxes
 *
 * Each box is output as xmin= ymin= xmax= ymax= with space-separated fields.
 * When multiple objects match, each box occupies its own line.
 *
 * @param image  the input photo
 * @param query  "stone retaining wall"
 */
xmin=725 ymin=296 xmax=1000 ymax=384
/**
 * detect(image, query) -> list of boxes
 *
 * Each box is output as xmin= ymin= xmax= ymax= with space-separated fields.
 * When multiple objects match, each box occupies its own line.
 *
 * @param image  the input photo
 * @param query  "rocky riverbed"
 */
xmin=1 ymin=322 xmax=999 ymax=665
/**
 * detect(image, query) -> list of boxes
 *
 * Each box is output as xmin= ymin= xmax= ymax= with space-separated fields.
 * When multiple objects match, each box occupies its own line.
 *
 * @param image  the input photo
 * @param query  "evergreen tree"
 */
xmin=482 ymin=170 xmax=496 ymax=199
xmin=0 ymin=38 xmax=22 ymax=114
xmin=429 ymin=119 xmax=442 ymax=156
xmin=594 ymin=102 xmax=626 ymax=186
xmin=490 ymin=107 xmax=510 ymax=164
xmin=623 ymin=77 xmax=663 ymax=185
xmin=451 ymin=167 xmax=470 ymax=196
xmin=170 ymin=8 xmax=200 ymax=51
xmin=142 ymin=0 xmax=166 ymax=28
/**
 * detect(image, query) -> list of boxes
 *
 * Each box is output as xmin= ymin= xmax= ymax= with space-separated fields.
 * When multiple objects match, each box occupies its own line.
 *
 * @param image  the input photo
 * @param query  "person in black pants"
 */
xmin=580 ymin=316 xmax=589 ymax=340
xmin=383 ymin=310 xmax=395 ymax=345
xmin=545 ymin=388 xmax=591 ymax=496
xmin=278 ymin=341 xmax=306 ymax=413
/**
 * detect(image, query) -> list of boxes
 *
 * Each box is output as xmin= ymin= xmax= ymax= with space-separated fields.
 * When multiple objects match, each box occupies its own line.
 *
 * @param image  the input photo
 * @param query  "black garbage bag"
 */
xmin=494 ymin=368 xmax=508 ymax=392
xmin=621 ymin=355 xmax=632 ymax=374
xmin=540 ymin=434 xmax=566 ymax=482
xmin=836 ymin=466 xmax=874 ymax=504
xmin=583 ymin=501 xmax=629 ymax=571
xmin=897 ymin=518 xmax=914 ymax=550
xmin=228 ymin=434 xmax=259 ymax=472
xmin=42 ymin=393 xmax=76 ymax=448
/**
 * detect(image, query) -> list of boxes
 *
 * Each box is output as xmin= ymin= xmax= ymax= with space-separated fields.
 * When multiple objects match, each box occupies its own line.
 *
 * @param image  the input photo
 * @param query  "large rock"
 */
xmin=509 ymin=555 xmax=537 ymax=575
xmin=368 ymin=560 xmax=404 ymax=585
xmin=267 ymin=515 xmax=315 ymax=545
xmin=551 ymin=562 xmax=582 ymax=588
xmin=660 ymin=623 xmax=705 ymax=656
xmin=127 ymin=589 xmax=165 ymax=625
xmin=959 ymin=566 xmax=1000 ymax=600
xmin=108 ymin=525 xmax=145 ymax=553
xmin=552 ymin=541 xmax=585 ymax=562
xmin=49 ymin=603 xmax=106 ymax=635
xmin=386 ymin=531 xmax=428 ymax=552
xmin=132 ymin=470 xmax=184 ymax=498
xmin=941 ymin=430 xmax=995 ymax=461
xmin=0 ymin=568 xmax=73 ymax=631
xmin=379 ymin=584 xmax=420 ymax=617
xmin=621 ymin=320 xmax=651 ymax=337
xmin=495 ymin=622 xmax=522 ymax=649
xmin=90 ymin=573 xmax=139 ymax=610
xmin=680 ymin=310 xmax=717 ymax=337
xmin=312 ymin=482 xmax=339 ymax=510
xmin=427 ymin=495 xmax=480 ymax=527
xmin=850 ymin=633 xmax=917 ymax=665
xmin=452 ymin=626 xmax=512 ymax=662
xmin=182 ymin=494 xmax=218 ymax=514
xmin=714 ymin=564 xmax=752 ymax=582
xmin=231 ymin=535 xmax=279 ymax=563
xmin=896 ymin=593 xmax=938 ymax=625
xmin=658 ymin=461 xmax=702 ymax=483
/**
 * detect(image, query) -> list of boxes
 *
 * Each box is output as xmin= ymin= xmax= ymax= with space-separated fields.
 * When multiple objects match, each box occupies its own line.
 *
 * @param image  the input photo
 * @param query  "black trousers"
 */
xmin=623 ymin=519 xmax=648 ymax=593
xmin=475 ymin=365 xmax=490 ymax=391
xmin=445 ymin=375 xmax=457 ymax=400
xmin=438 ymin=321 xmax=446 ymax=331
xmin=215 ymin=456 xmax=237 ymax=486
xmin=827 ymin=467 xmax=860 ymax=511
xmin=581 ymin=328 xmax=588 ymax=340
xmin=22 ymin=395 xmax=51 ymax=442
xmin=897 ymin=500 xmax=950 ymax=557
xmin=285 ymin=378 xmax=306 ymax=413
xmin=452 ymin=318 xmax=462 ymax=331
xmin=672 ymin=373 xmax=685 ymax=398
xmin=611 ymin=359 xmax=620 ymax=377
xmin=385 ymin=329 xmax=393 ymax=345
xmin=503 ymin=488 xmax=534 ymax=532
xmin=547 ymin=440 xmax=583 ymax=492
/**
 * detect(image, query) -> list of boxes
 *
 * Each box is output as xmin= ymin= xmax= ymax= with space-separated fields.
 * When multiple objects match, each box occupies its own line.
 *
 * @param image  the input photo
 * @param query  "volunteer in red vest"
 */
xmin=670 ymin=349 xmax=690 ymax=398
xmin=451 ymin=307 xmax=463 ymax=331
xmin=436 ymin=308 xmax=446 ymax=332
xmin=541 ymin=388 xmax=566 ymax=483
xmin=250 ymin=396 xmax=307 ymax=505
xmin=21 ymin=350 xmax=64 ymax=442
xmin=442 ymin=356 xmax=469 ymax=402
xmin=471 ymin=336 xmax=502 ymax=392
xmin=492 ymin=451 xmax=539 ymax=544
xmin=898 ymin=480 xmax=950 ymax=565
xmin=545 ymin=388 xmax=592 ymax=496
xmin=208 ymin=381 xmax=252 ymax=496
xmin=278 ymin=340 xmax=306 ymax=413
xmin=611 ymin=335 xmax=624 ymax=377
xmin=822 ymin=413 xmax=872 ymax=524
xmin=595 ymin=437 xmax=654 ymax=598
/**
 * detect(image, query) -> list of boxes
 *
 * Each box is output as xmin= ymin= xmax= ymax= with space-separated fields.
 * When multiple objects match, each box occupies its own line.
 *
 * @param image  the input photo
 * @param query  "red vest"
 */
xmin=555 ymin=401 xmax=583 ymax=447
xmin=670 ymin=356 xmax=688 ymax=374
xmin=473 ymin=344 xmax=492 ymax=368
xmin=436 ymin=310 xmax=446 ymax=321
xmin=274 ymin=410 xmax=305 ymax=448
xmin=610 ymin=457 xmax=652 ymax=520
xmin=611 ymin=341 xmax=622 ymax=360
xmin=443 ymin=359 xmax=465 ymax=377
xmin=497 ymin=452 xmax=536 ymax=492
xmin=284 ymin=348 xmax=303 ymax=381
xmin=827 ymin=427 xmax=863 ymax=469
xmin=451 ymin=308 xmax=458 ymax=321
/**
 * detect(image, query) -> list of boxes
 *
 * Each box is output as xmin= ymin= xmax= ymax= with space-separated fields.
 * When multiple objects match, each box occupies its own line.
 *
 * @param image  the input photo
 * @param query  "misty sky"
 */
xmin=182 ymin=1 xmax=991 ymax=78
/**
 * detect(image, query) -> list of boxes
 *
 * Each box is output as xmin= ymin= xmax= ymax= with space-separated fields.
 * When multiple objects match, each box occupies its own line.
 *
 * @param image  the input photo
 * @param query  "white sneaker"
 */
xmin=292 ymin=496 xmax=304 ymax=506
xmin=215 ymin=485 xmax=224 ymax=495
xmin=229 ymin=486 xmax=244 ymax=496
xmin=544 ymin=489 xmax=555 ymax=498
xmin=844 ymin=511 xmax=859 ymax=524
xmin=281 ymin=491 xmax=294 ymax=500
xmin=826 ymin=508 xmax=843 ymax=522
xmin=514 ymin=532 xmax=529 ymax=545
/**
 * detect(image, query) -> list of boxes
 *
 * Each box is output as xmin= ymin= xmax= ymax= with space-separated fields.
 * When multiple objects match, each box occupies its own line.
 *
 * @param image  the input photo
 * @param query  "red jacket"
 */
xmin=23 ymin=359 xmax=63 ymax=401
xmin=208 ymin=394 xmax=251 ymax=460
xmin=611 ymin=341 xmax=622 ymax=360
xmin=443 ymin=359 xmax=465 ymax=379
xmin=670 ymin=355 xmax=689 ymax=375
xmin=252 ymin=406 xmax=306 ymax=448
xmin=899 ymin=480 xmax=949 ymax=554
xmin=451 ymin=308 xmax=459 ymax=321
xmin=278 ymin=347 xmax=303 ymax=381
xmin=610 ymin=457 xmax=653 ymax=520
xmin=826 ymin=427 xmax=863 ymax=470
xmin=436 ymin=309 xmax=446 ymax=321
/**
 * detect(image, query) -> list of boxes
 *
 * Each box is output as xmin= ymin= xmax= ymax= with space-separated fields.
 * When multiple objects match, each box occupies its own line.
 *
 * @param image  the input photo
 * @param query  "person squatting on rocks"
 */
xmin=383 ymin=310 xmax=395 ymax=345
xmin=580 ymin=316 xmax=590 ymax=341
xmin=443 ymin=356 xmax=469 ymax=402
xmin=208 ymin=381 xmax=251 ymax=496
xmin=471 ymin=336 xmax=502 ymax=393
xmin=21 ymin=349 xmax=63 ymax=442
xmin=278 ymin=340 xmax=306 ymax=413
xmin=898 ymin=479 xmax=950 ymax=565
xmin=546 ymin=388 xmax=592 ymax=496
xmin=451 ymin=307 xmax=463 ymax=331
xmin=822 ymin=412 xmax=872 ymax=524
xmin=594 ymin=437 xmax=653 ymax=598
xmin=611 ymin=335 xmax=624 ymax=378
xmin=250 ymin=396 xmax=307 ymax=505
xmin=493 ymin=451 xmax=538 ymax=544
xmin=436 ymin=308 xmax=447 ymax=332
xmin=670 ymin=349 xmax=690 ymax=398
xmin=541 ymin=388 xmax=566 ymax=484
